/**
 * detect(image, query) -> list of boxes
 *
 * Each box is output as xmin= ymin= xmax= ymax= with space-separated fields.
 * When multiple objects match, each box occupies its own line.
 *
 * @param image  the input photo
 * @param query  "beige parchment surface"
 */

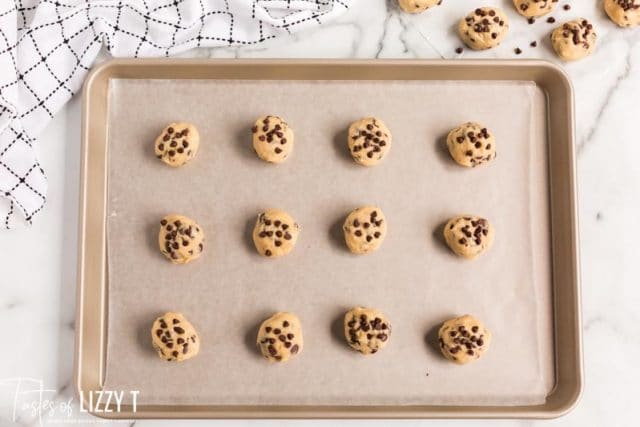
xmin=103 ymin=78 xmax=554 ymax=406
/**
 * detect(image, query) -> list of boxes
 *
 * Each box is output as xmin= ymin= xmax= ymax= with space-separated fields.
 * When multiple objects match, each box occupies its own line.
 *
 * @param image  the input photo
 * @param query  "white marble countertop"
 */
xmin=1 ymin=0 xmax=638 ymax=425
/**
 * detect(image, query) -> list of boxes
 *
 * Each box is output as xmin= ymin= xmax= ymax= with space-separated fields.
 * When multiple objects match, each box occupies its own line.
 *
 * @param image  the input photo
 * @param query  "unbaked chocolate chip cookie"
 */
xmin=256 ymin=312 xmax=303 ymax=362
xmin=343 ymin=206 xmax=387 ymax=254
xmin=446 ymin=122 xmax=496 ymax=168
xmin=252 ymin=115 xmax=294 ymax=163
xmin=604 ymin=0 xmax=640 ymax=27
xmin=551 ymin=19 xmax=597 ymax=61
xmin=513 ymin=0 xmax=557 ymax=18
xmin=252 ymin=209 xmax=300 ymax=258
xmin=398 ymin=0 xmax=442 ymax=14
xmin=344 ymin=307 xmax=391 ymax=355
xmin=347 ymin=118 xmax=392 ymax=166
xmin=158 ymin=214 xmax=204 ymax=264
xmin=151 ymin=312 xmax=200 ymax=362
xmin=443 ymin=215 xmax=494 ymax=259
xmin=154 ymin=122 xmax=199 ymax=167
xmin=438 ymin=314 xmax=491 ymax=364
xmin=458 ymin=7 xmax=509 ymax=50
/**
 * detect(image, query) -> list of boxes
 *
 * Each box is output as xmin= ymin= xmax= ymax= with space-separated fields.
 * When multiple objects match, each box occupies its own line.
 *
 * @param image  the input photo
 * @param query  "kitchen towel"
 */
xmin=0 ymin=0 xmax=352 ymax=228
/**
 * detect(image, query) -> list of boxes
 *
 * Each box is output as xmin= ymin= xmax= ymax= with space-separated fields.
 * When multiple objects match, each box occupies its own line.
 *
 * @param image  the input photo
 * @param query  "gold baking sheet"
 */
xmin=75 ymin=60 xmax=582 ymax=419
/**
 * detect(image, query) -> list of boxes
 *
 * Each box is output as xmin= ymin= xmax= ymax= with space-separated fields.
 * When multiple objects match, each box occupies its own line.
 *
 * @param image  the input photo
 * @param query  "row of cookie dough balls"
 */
xmin=158 ymin=209 xmax=495 ymax=263
xmin=154 ymin=118 xmax=496 ymax=169
xmin=151 ymin=310 xmax=492 ymax=365
xmin=398 ymin=1 xmax=640 ymax=61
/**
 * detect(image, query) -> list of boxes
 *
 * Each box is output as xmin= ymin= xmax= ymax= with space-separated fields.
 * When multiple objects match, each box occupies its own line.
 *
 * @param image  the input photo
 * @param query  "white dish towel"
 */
xmin=0 ymin=0 xmax=352 ymax=229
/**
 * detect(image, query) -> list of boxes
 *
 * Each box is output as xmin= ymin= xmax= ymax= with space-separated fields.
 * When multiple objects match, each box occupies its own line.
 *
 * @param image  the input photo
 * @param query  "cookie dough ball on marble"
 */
xmin=252 ymin=115 xmax=294 ymax=163
xmin=256 ymin=312 xmax=303 ymax=362
xmin=446 ymin=122 xmax=496 ymax=168
xmin=551 ymin=19 xmax=597 ymax=61
xmin=347 ymin=118 xmax=392 ymax=166
xmin=343 ymin=206 xmax=387 ymax=254
xmin=443 ymin=215 xmax=494 ymax=260
xmin=438 ymin=315 xmax=491 ymax=364
xmin=512 ymin=0 xmax=557 ymax=18
xmin=151 ymin=312 xmax=200 ymax=362
xmin=344 ymin=307 xmax=391 ymax=355
xmin=252 ymin=209 xmax=300 ymax=258
xmin=458 ymin=7 xmax=509 ymax=50
xmin=158 ymin=214 xmax=204 ymax=264
xmin=398 ymin=0 xmax=442 ymax=14
xmin=154 ymin=122 xmax=199 ymax=167
xmin=604 ymin=0 xmax=640 ymax=27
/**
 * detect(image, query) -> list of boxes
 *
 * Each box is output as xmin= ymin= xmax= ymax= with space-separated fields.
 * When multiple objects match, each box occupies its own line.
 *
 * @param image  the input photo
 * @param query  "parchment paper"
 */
xmin=103 ymin=78 xmax=554 ymax=406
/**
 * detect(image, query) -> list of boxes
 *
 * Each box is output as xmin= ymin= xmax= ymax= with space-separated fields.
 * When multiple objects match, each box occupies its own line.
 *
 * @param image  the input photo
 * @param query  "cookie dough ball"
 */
xmin=343 ymin=206 xmax=387 ymax=254
xmin=443 ymin=215 xmax=494 ymax=259
xmin=458 ymin=7 xmax=509 ymax=50
xmin=158 ymin=214 xmax=204 ymax=264
xmin=256 ymin=312 xmax=303 ymax=362
xmin=252 ymin=116 xmax=294 ymax=163
xmin=344 ymin=307 xmax=391 ymax=355
xmin=347 ymin=118 xmax=392 ymax=166
xmin=151 ymin=312 xmax=200 ymax=362
xmin=512 ymin=0 xmax=557 ymax=18
xmin=446 ymin=122 xmax=496 ymax=168
xmin=252 ymin=209 xmax=300 ymax=258
xmin=398 ymin=0 xmax=442 ymax=14
xmin=551 ymin=19 xmax=597 ymax=61
xmin=604 ymin=0 xmax=640 ymax=27
xmin=438 ymin=315 xmax=491 ymax=364
xmin=154 ymin=122 xmax=199 ymax=167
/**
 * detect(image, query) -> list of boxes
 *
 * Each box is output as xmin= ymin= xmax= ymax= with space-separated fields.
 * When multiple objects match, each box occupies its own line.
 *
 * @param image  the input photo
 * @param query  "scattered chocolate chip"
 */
xmin=547 ymin=17 xmax=556 ymax=23
xmin=515 ymin=47 xmax=522 ymax=55
xmin=455 ymin=47 xmax=463 ymax=54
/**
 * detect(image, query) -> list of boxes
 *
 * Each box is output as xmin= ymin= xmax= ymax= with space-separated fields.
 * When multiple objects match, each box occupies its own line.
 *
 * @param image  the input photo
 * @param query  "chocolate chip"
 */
xmin=455 ymin=47 xmax=463 ymax=54
xmin=287 ymin=333 xmax=294 ymax=339
xmin=275 ymin=147 xmax=282 ymax=154
xmin=167 ymin=127 xmax=174 ymax=134
xmin=290 ymin=344 xmax=299 ymax=354
xmin=265 ymin=326 xmax=272 ymax=333
xmin=172 ymin=351 xmax=179 ymax=357
xmin=547 ymin=17 xmax=556 ymax=23
xmin=173 ymin=326 xmax=185 ymax=334
xmin=265 ymin=250 xmax=272 ymax=256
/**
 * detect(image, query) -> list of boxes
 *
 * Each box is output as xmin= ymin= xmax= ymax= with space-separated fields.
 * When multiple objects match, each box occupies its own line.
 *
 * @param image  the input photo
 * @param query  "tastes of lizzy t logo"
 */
xmin=0 ymin=377 xmax=139 ymax=425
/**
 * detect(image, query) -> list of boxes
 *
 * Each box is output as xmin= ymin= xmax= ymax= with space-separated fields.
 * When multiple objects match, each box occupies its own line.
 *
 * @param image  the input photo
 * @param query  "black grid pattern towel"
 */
xmin=0 ymin=0 xmax=351 ymax=229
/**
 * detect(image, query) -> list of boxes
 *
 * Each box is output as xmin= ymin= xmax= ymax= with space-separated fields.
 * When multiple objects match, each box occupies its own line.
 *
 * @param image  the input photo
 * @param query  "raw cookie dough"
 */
xmin=343 ymin=206 xmax=387 ymax=254
xmin=256 ymin=312 xmax=303 ymax=362
xmin=438 ymin=315 xmax=491 ymax=364
xmin=458 ymin=7 xmax=509 ymax=50
xmin=347 ymin=117 xmax=392 ymax=166
xmin=154 ymin=122 xmax=199 ymax=167
xmin=344 ymin=307 xmax=391 ymax=355
xmin=398 ymin=0 xmax=442 ymax=14
xmin=443 ymin=215 xmax=494 ymax=259
xmin=512 ymin=0 xmax=557 ymax=18
xmin=604 ymin=0 xmax=640 ymax=27
xmin=252 ymin=209 xmax=300 ymax=258
xmin=151 ymin=312 xmax=200 ymax=362
xmin=252 ymin=115 xmax=294 ymax=163
xmin=158 ymin=214 xmax=204 ymax=264
xmin=446 ymin=122 xmax=496 ymax=168
xmin=551 ymin=19 xmax=597 ymax=61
